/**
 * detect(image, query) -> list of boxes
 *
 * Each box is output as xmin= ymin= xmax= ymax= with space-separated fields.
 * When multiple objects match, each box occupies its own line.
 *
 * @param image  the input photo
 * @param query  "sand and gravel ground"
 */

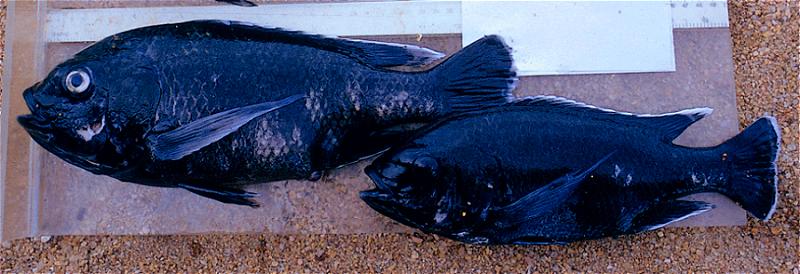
xmin=1 ymin=1 xmax=798 ymax=272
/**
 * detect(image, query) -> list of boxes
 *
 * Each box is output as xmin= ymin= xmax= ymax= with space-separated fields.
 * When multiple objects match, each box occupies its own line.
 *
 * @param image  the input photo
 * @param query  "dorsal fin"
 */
xmin=143 ymin=20 xmax=445 ymax=68
xmin=510 ymin=96 xmax=713 ymax=142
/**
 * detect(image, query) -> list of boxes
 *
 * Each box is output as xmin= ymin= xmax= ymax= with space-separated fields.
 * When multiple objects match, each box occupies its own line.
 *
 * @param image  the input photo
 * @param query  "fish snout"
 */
xmin=365 ymin=151 xmax=441 ymax=198
xmin=22 ymin=83 xmax=62 ymax=120
xmin=22 ymin=85 xmax=41 ymax=113
xmin=365 ymin=162 xmax=403 ymax=193
xmin=18 ymin=86 xmax=56 ymax=141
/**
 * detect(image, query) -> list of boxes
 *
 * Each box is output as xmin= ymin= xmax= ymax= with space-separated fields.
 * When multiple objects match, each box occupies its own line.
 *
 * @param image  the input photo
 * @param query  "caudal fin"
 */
xmin=720 ymin=116 xmax=781 ymax=220
xmin=433 ymin=35 xmax=517 ymax=112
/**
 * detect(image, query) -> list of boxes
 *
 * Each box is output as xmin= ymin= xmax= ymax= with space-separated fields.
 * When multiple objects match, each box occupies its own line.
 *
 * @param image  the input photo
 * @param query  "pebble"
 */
xmin=39 ymin=236 xmax=52 ymax=243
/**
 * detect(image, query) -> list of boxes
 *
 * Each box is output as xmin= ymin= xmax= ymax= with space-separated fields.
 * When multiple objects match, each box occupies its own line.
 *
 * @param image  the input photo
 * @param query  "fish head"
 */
xmin=17 ymin=44 xmax=160 ymax=174
xmin=362 ymin=147 xmax=470 ymax=231
xmin=18 ymin=60 xmax=110 ymax=158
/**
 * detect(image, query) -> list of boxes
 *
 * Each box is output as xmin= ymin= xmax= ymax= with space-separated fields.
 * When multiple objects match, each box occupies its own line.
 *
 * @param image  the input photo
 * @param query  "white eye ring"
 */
xmin=65 ymin=70 xmax=91 ymax=94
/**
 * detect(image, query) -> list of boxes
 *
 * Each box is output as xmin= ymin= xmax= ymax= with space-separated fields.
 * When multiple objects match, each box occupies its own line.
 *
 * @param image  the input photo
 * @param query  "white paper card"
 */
xmin=462 ymin=1 xmax=675 ymax=76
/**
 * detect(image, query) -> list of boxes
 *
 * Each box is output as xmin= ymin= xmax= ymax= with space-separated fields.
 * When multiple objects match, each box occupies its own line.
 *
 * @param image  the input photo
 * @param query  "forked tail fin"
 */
xmin=433 ymin=35 xmax=517 ymax=112
xmin=718 ymin=116 xmax=781 ymax=220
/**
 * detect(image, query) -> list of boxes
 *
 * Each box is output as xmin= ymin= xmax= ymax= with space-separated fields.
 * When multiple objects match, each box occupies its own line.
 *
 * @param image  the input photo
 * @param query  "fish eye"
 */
xmin=65 ymin=69 xmax=91 ymax=94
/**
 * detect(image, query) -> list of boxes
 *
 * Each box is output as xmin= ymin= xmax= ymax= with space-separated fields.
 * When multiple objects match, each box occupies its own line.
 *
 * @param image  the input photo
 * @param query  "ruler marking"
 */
xmin=670 ymin=0 xmax=729 ymax=28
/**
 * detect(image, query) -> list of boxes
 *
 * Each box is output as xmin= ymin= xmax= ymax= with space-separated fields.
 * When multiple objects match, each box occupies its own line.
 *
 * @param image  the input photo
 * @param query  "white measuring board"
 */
xmin=462 ymin=1 xmax=675 ymax=76
xmin=45 ymin=1 xmax=731 ymax=75
xmin=45 ymin=1 xmax=462 ymax=43
xmin=45 ymin=1 xmax=730 ymax=42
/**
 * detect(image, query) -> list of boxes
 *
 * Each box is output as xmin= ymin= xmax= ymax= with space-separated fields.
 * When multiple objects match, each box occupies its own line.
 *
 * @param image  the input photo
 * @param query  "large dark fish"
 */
xmin=362 ymin=96 xmax=780 ymax=245
xmin=17 ymin=20 xmax=516 ymax=206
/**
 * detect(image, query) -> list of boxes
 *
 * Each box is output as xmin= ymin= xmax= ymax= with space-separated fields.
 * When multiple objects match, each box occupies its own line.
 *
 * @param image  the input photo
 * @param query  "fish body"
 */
xmin=362 ymin=96 xmax=780 ymax=244
xmin=18 ymin=20 xmax=516 ymax=206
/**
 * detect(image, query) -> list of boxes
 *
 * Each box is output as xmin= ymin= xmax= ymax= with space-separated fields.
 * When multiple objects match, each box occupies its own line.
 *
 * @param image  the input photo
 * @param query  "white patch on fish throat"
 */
xmin=691 ymin=174 xmax=700 ymax=184
xmin=75 ymin=116 xmax=105 ymax=141
xmin=613 ymin=165 xmax=621 ymax=179
xmin=624 ymin=174 xmax=633 ymax=186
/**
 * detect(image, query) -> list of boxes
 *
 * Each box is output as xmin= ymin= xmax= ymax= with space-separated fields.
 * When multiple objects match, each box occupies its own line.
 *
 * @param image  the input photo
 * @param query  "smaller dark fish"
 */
xmin=361 ymin=96 xmax=781 ymax=245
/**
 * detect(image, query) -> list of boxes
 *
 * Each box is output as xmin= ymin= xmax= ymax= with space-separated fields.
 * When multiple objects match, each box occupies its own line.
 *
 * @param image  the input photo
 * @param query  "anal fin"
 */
xmin=179 ymin=183 xmax=260 ymax=207
xmin=627 ymin=200 xmax=714 ymax=233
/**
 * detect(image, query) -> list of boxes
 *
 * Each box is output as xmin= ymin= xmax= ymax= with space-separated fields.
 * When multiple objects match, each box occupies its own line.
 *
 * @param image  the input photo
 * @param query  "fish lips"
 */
xmin=18 ymin=84 xmax=55 ymax=141
xmin=361 ymin=164 xmax=401 ymax=212
xmin=17 ymin=114 xmax=55 ymax=143
xmin=359 ymin=185 xmax=411 ymax=228
xmin=364 ymin=164 xmax=391 ymax=193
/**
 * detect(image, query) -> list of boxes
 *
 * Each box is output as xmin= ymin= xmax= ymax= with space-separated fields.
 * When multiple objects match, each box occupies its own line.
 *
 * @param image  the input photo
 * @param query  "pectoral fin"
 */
xmin=147 ymin=94 xmax=303 ymax=161
xmin=493 ymin=152 xmax=614 ymax=227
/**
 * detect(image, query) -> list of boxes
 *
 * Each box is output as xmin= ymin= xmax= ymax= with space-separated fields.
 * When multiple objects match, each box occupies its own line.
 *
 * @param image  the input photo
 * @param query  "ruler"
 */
xmin=671 ymin=0 xmax=729 ymax=28
xmin=47 ymin=1 xmax=730 ymax=43
xmin=45 ymin=1 xmax=461 ymax=43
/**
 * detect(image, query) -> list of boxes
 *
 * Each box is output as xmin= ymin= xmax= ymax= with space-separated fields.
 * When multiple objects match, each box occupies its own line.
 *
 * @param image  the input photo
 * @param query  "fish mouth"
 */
xmin=359 ymin=171 xmax=429 ymax=231
xmin=17 ymin=114 xmax=54 ymax=142
xmin=18 ymin=114 xmax=111 ymax=173
xmin=364 ymin=162 xmax=406 ymax=196
xmin=361 ymin=163 xmax=402 ymax=211
xmin=359 ymin=188 xmax=394 ymax=215
xmin=18 ymin=84 xmax=54 ymax=141
xmin=364 ymin=164 xmax=389 ymax=192
xmin=358 ymin=172 xmax=406 ymax=223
